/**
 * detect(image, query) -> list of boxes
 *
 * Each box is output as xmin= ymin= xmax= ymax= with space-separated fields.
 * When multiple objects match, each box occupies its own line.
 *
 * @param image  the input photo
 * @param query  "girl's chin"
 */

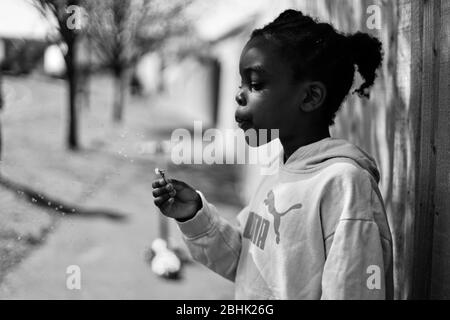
xmin=242 ymin=126 xmax=279 ymax=147
xmin=244 ymin=136 xmax=258 ymax=147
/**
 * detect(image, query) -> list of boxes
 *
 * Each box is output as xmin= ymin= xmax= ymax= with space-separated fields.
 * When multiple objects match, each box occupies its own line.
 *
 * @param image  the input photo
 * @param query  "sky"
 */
xmin=0 ymin=0 xmax=55 ymax=39
xmin=189 ymin=0 xmax=267 ymax=41
xmin=0 ymin=0 xmax=264 ymax=41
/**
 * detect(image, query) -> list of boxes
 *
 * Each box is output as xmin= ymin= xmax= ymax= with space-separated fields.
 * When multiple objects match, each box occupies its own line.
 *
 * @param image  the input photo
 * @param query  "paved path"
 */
xmin=0 ymin=75 xmax=238 ymax=299
xmin=0 ymin=159 xmax=234 ymax=299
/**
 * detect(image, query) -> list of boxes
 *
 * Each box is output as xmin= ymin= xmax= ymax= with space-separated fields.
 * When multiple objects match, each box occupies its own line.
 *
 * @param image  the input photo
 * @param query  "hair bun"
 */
xmin=347 ymin=32 xmax=383 ymax=98
xmin=277 ymin=9 xmax=305 ymax=21
xmin=271 ymin=9 xmax=316 ymax=28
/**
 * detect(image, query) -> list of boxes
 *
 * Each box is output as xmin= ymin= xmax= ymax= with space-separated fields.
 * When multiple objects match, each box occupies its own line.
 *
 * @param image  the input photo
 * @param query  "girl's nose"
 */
xmin=235 ymin=89 xmax=246 ymax=106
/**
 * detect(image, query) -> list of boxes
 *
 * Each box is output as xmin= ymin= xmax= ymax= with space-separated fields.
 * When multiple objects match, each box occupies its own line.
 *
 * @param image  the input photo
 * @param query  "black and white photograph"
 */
xmin=0 ymin=0 xmax=449 ymax=306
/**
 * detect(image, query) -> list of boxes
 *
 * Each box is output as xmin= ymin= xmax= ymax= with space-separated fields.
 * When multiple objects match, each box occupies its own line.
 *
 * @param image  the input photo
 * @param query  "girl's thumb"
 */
xmin=167 ymin=178 xmax=186 ymax=191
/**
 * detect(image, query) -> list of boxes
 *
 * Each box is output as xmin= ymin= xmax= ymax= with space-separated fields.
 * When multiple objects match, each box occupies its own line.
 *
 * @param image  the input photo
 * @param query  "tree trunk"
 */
xmin=157 ymin=55 xmax=165 ymax=94
xmin=80 ymin=36 xmax=93 ymax=110
xmin=66 ymin=41 xmax=79 ymax=150
xmin=112 ymin=68 xmax=129 ymax=123
xmin=0 ymin=69 xmax=3 ymax=160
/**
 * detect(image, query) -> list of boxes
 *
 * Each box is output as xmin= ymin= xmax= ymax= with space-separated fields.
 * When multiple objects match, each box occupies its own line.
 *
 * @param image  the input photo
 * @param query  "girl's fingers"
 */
xmin=151 ymin=178 xmax=184 ymax=193
xmin=166 ymin=179 xmax=186 ymax=192
xmin=152 ymin=183 xmax=175 ymax=197
xmin=154 ymin=193 xmax=172 ymax=207
xmin=152 ymin=188 xmax=163 ymax=197
xmin=152 ymin=178 xmax=167 ymax=188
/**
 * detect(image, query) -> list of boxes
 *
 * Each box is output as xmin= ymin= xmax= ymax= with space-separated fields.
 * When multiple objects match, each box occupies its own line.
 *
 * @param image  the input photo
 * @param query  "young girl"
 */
xmin=152 ymin=9 xmax=393 ymax=300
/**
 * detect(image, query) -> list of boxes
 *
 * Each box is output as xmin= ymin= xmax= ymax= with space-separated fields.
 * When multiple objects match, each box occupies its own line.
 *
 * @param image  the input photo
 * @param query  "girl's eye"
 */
xmin=238 ymin=81 xmax=264 ymax=91
xmin=250 ymin=82 xmax=264 ymax=91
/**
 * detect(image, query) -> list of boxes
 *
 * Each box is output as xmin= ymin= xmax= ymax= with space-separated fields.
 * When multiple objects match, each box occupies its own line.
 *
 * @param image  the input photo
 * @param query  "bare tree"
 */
xmin=86 ymin=0 xmax=192 ymax=123
xmin=33 ymin=0 xmax=82 ymax=150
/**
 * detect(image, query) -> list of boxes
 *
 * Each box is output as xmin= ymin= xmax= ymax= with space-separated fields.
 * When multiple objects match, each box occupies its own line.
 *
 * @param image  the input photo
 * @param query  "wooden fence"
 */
xmin=283 ymin=0 xmax=450 ymax=299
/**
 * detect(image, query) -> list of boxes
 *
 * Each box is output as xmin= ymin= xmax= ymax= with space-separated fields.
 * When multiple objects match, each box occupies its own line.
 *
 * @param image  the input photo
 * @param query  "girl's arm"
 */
xmin=176 ymin=190 xmax=246 ymax=282
xmin=319 ymin=164 xmax=393 ymax=300
xmin=321 ymin=218 xmax=393 ymax=299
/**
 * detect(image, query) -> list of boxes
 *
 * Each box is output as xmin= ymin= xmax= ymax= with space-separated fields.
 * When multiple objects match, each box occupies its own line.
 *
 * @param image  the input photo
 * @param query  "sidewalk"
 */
xmin=0 ymin=74 xmax=241 ymax=299
xmin=0 ymin=160 xmax=235 ymax=299
xmin=0 ymin=186 xmax=56 ymax=284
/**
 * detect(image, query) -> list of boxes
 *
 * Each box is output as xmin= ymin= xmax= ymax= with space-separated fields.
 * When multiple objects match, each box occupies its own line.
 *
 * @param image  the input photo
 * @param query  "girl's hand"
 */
xmin=152 ymin=178 xmax=202 ymax=222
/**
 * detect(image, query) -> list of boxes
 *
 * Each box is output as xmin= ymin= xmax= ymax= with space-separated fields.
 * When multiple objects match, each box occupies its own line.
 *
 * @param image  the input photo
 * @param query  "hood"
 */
xmin=279 ymin=137 xmax=380 ymax=183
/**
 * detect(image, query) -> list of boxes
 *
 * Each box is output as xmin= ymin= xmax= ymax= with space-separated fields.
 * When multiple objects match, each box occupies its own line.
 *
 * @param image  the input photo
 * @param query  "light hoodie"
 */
xmin=176 ymin=137 xmax=394 ymax=300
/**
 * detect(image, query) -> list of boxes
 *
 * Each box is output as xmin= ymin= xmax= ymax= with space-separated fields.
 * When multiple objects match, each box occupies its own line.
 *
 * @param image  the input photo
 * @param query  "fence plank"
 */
xmin=388 ymin=0 xmax=415 ymax=300
xmin=410 ymin=0 xmax=441 ymax=299
xmin=430 ymin=0 xmax=450 ymax=299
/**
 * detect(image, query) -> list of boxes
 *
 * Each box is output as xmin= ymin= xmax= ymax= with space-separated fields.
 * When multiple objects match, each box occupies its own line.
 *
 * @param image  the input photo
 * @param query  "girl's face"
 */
xmin=235 ymin=36 xmax=307 ymax=146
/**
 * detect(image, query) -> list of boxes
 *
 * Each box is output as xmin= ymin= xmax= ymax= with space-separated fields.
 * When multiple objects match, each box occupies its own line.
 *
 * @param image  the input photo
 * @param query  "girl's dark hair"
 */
xmin=250 ymin=9 xmax=383 ymax=125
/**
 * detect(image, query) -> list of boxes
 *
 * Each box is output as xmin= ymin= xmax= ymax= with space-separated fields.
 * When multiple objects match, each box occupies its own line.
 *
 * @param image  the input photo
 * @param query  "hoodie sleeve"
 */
xmin=321 ymin=219 xmax=388 ymax=299
xmin=319 ymin=164 xmax=393 ymax=300
xmin=176 ymin=190 xmax=246 ymax=282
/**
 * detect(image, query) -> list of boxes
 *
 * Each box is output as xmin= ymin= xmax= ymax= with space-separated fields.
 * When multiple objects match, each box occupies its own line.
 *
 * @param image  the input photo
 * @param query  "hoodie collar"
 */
xmin=281 ymin=137 xmax=333 ymax=166
xmin=277 ymin=137 xmax=380 ymax=183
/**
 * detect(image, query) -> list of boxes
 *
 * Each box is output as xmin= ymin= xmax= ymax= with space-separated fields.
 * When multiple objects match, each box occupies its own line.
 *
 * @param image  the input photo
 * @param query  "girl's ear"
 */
xmin=299 ymin=81 xmax=327 ymax=112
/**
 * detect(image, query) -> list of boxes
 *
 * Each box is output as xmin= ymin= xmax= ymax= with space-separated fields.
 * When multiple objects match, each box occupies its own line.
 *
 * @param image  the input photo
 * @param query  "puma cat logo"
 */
xmin=264 ymin=190 xmax=302 ymax=244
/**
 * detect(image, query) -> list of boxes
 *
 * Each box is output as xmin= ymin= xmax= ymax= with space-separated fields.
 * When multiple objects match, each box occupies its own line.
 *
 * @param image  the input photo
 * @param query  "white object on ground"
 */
xmin=150 ymin=238 xmax=181 ymax=278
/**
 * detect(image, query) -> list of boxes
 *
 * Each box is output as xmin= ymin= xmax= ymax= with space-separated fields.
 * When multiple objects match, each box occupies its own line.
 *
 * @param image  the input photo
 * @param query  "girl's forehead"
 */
xmin=239 ymin=38 xmax=288 ymax=75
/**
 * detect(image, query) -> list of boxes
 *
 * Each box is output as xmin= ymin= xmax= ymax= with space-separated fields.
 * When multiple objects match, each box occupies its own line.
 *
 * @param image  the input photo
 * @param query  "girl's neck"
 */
xmin=281 ymin=128 xmax=331 ymax=164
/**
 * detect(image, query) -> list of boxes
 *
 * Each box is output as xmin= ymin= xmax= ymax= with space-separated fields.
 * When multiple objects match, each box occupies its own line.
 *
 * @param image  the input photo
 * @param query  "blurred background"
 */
xmin=0 ymin=0 xmax=449 ymax=300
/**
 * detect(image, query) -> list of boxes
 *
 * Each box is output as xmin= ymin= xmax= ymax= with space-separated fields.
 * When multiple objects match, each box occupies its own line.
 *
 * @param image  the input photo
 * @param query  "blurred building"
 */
xmin=0 ymin=0 xmax=97 ymax=77
xmin=0 ymin=0 xmax=55 ymax=74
